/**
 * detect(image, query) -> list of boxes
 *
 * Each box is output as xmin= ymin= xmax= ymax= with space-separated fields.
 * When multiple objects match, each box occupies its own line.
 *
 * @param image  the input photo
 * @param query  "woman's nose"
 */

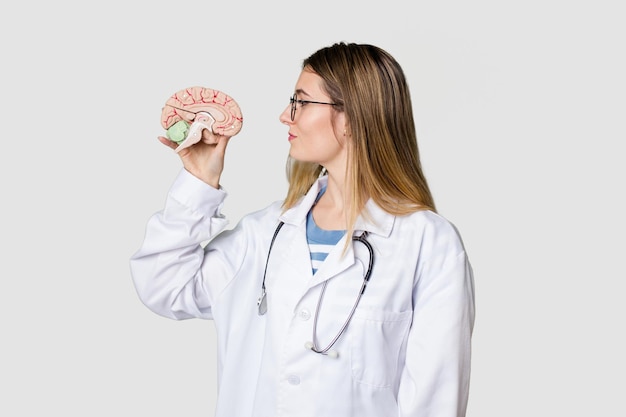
xmin=279 ymin=104 xmax=292 ymax=124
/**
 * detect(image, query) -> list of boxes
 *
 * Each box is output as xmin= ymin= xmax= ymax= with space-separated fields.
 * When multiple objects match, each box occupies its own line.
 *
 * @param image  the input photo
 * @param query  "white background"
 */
xmin=1 ymin=0 xmax=624 ymax=415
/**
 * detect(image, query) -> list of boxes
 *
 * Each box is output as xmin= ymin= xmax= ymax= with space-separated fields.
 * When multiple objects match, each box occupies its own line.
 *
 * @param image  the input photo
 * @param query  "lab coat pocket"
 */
xmin=349 ymin=309 xmax=412 ymax=388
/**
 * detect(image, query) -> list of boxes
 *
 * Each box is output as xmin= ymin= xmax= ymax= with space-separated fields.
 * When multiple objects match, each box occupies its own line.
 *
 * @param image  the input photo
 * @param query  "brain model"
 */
xmin=160 ymin=86 xmax=243 ymax=152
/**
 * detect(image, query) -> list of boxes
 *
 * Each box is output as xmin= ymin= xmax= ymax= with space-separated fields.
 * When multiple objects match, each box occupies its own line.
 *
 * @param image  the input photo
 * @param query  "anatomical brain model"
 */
xmin=160 ymin=86 xmax=243 ymax=152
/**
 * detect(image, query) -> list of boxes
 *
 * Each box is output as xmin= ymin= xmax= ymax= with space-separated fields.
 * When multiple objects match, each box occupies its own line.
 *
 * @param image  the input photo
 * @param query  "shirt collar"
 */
xmin=279 ymin=177 xmax=394 ymax=238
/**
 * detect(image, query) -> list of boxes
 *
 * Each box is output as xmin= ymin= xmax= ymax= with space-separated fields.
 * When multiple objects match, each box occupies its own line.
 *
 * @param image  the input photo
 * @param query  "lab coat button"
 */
xmin=298 ymin=309 xmax=311 ymax=321
xmin=287 ymin=374 xmax=300 ymax=385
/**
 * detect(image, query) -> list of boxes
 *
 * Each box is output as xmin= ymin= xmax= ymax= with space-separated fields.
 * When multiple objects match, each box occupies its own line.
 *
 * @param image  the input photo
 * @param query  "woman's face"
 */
xmin=280 ymin=70 xmax=347 ymax=171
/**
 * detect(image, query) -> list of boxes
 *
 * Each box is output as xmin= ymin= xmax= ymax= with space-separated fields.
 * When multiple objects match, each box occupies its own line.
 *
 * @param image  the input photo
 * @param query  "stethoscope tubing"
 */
xmin=257 ymin=221 xmax=285 ymax=315
xmin=258 ymin=221 xmax=374 ymax=356
xmin=309 ymin=231 xmax=373 ymax=355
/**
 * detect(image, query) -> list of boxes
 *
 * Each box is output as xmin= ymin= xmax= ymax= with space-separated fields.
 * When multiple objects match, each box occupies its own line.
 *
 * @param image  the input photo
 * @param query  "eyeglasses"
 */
xmin=290 ymin=94 xmax=336 ymax=121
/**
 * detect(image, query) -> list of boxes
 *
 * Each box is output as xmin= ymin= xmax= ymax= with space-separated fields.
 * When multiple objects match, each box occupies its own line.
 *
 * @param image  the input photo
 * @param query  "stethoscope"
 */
xmin=257 ymin=221 xmax=374 ymax=358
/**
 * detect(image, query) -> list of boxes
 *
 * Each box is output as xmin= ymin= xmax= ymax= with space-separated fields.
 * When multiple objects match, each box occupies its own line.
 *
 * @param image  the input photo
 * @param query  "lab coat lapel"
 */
xmin=272 ymin=221 xmax=312 ymax=281
xmin=268 ymin=222 xmax=313 ymax=314
xmin=307 ymin=197 xmax=395 ymax=288
xmin=276 ymin=176 xmax=396 ymax=298
xmin=309 ymin=236 xmax=354 ymax=288
xmin=272 ymin=179 xmax=322 ymax=311
xmin=307 ymin=235 xmax=355 ymax=289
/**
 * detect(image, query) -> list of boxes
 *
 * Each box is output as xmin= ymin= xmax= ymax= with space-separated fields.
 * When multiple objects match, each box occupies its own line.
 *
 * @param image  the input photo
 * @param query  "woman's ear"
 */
xmin=342 ymin=122 xmax=352 ymax=138
xmin=335 ymin=112 xmax=350 ymax=143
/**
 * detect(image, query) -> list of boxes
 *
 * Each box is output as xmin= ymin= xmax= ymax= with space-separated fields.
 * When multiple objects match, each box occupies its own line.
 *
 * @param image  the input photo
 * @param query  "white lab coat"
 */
xmin=130 ymin=169 xmax=475 ymax=417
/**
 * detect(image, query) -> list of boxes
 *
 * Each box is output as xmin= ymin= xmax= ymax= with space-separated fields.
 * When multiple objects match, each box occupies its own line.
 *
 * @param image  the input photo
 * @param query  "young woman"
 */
xmin=131 ymin=42 xmax=475 ymax=417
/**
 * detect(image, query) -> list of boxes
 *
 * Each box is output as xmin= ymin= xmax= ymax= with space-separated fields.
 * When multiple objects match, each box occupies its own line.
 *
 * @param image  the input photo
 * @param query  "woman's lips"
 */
xmin=288 ymin=133 xmax=296 ymax=141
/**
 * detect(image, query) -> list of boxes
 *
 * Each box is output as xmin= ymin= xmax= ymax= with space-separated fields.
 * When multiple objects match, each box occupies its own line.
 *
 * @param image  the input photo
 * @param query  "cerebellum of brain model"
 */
xmin=160 ymin=86 xmax=243 ymax=152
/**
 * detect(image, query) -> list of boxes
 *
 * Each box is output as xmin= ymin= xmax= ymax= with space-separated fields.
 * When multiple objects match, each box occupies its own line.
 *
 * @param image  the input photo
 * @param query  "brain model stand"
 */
xmin=161 ymin=86 xmax=243 ymax=152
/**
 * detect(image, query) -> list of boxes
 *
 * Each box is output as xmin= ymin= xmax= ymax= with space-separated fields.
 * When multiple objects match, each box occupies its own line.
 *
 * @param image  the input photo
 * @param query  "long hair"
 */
xmin=283 ymin=42 xmax=436 ymax=235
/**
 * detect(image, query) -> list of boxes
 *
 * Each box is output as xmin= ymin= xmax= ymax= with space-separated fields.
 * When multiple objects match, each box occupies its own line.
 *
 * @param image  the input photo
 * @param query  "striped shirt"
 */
xmin=306 ymin=187 xmax=346 ymax=274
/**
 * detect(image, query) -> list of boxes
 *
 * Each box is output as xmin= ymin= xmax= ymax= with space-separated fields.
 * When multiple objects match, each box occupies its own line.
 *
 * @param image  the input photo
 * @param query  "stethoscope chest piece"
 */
xmin=257 ymin=291 xmax=268 ymax=315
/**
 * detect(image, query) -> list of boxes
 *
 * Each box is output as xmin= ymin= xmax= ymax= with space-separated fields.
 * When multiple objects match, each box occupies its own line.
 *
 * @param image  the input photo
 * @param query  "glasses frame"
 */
xmin=290 ymin=94 xmax=336 ymax=121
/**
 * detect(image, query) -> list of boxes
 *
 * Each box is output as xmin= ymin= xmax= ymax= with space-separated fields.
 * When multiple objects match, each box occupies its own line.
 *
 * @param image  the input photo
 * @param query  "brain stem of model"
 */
xmin=161 ymin=86 xmax=243 ymax=152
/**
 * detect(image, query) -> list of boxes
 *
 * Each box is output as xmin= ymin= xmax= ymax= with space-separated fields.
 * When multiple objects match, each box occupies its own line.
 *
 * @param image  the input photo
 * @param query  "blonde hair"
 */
xmin=283 ymin=42 xmax=436 ymax=238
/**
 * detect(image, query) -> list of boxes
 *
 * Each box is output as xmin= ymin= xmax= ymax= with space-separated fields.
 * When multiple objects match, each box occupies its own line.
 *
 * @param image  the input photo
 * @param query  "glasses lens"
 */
xmin=290 ymin=94 xmax=297 ymax=121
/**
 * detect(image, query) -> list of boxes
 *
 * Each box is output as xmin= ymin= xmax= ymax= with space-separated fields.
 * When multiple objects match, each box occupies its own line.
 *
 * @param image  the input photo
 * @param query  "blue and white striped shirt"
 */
xmin=306 ymin=188 xmax=346 ymax=274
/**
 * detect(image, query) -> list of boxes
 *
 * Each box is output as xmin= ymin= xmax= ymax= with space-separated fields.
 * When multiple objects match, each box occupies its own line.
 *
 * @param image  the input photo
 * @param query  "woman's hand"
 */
xmin=158 ymin=129 xmax=231 ymax=189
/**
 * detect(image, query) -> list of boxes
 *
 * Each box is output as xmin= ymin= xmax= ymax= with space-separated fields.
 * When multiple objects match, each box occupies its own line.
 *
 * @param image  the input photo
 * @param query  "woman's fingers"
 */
xmin=158 ymin=136 xmax=178 ymax=150
xmin=157 ymin=130 xmax=233 ymax=188
xmin=213 ymin=134 xmax=231 ymax=156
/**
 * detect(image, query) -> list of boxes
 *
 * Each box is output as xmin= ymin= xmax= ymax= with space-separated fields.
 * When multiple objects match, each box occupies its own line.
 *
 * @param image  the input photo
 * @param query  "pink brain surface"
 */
xmin=160 ymin=86 xmax=243 ymax=137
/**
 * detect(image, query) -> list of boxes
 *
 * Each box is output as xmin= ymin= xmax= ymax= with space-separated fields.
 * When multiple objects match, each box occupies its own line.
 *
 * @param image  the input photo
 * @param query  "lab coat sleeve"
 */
xmin=397 ymin=238 xmax=476 ymax=416
xmin=129 ymin=169 xmax=235 ymax=320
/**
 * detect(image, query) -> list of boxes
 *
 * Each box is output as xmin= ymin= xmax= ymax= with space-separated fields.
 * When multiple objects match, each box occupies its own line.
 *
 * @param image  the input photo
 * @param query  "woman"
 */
xmin=130 ymin=42 xmax=475 ymax=417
